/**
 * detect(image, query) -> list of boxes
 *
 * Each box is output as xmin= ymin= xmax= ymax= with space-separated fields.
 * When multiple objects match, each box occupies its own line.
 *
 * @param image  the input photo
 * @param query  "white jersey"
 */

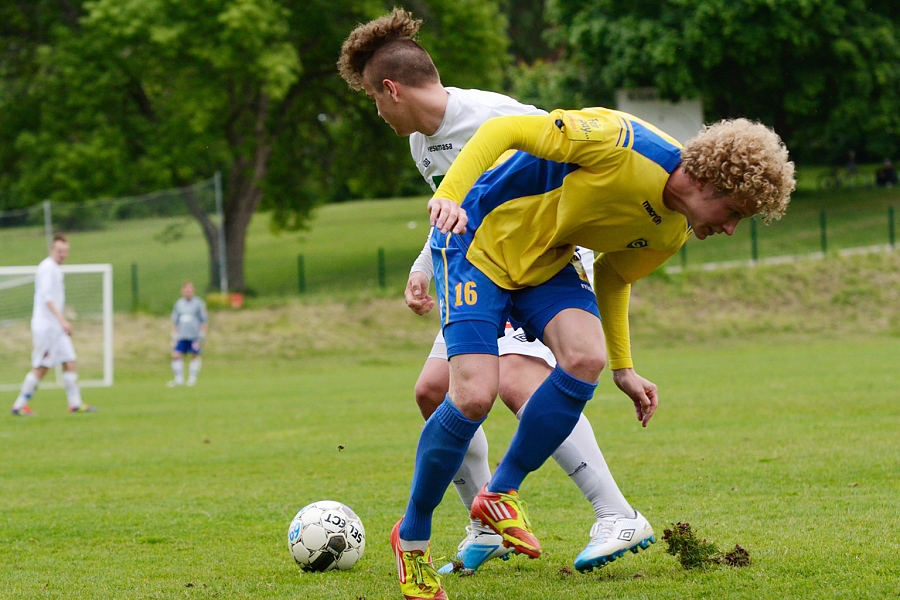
xmin=409 ymin=87 xmax=546 ymax=192
xmin=31 ymin=256 xmax=65 ymax=332
xmin=408 ymin=88 xmax=565 ymax=364
xmin=410 ymin=88 xmax=546 ymax=279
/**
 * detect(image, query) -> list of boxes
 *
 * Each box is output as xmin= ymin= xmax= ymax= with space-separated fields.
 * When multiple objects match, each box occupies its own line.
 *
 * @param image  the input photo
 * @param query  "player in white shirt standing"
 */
xmin=167 ymin=281 xmax=208 ymax=387
xmin=11 ymin=234 xmax=96 ymax=415
xmin=338 ymin=10 xmax=653 ymax=595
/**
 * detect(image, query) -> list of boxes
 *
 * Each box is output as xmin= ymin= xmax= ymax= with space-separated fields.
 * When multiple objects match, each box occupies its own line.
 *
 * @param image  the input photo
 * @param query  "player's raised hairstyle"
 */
xmin=52 ymin=233 xmax=68 ymax=244
xmin=681 ymin=118 xmax=795 ymax=224
xmin=337 ymin=8 xmax=439 ymax=91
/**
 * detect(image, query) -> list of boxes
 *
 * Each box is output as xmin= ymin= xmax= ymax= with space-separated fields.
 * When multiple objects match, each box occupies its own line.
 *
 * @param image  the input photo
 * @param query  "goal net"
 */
xmin=0 ymin=264 xmax=113 ymax=391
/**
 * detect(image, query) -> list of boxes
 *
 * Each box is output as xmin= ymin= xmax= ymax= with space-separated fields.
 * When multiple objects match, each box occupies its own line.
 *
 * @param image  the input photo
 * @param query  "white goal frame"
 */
xmin=0 ymin=263 xmax=113 ymax=391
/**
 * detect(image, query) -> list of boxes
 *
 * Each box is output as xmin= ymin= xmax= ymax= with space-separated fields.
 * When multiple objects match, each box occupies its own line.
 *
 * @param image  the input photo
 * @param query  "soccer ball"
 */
xmin=288 ymin=500 xmax=366 ymax=572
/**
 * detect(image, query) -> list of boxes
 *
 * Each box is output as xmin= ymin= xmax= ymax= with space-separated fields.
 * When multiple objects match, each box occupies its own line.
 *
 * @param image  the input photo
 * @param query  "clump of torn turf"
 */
xmin=662 ymin=522 xmax=751 ymax=569
xmin=722 ymin=544 xmax=751 ymax=567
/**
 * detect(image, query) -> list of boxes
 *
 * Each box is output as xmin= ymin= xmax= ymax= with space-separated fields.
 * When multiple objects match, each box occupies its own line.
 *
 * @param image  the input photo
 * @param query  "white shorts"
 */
xmin=31 ymin=326 xmax=77 ymax=368
xmin=427 ymin=324 xmax=556 ymax=367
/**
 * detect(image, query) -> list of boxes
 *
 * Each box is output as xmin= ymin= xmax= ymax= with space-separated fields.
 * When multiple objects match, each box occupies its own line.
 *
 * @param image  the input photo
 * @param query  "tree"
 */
xmin=545 ymin=0 xmax=900 ymax=162
xmin=0 ymin=0 xmax=509 ymax=291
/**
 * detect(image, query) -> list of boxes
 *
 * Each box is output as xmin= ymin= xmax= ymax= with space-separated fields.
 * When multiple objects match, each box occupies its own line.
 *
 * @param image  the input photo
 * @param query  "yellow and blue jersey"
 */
xmin=432 ymin=107 xmax=693 ymax=369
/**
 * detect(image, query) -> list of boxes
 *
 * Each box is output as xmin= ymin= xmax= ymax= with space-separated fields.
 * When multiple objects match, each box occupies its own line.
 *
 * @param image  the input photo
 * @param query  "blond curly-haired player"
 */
xmin=398 ymin=100 xmax=794 ymax=599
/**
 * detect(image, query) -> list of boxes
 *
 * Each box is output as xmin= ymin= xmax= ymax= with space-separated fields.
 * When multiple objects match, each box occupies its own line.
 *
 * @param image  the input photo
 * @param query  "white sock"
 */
xmin=63 ymin=371 xmax=82 ymax=408
xmin=13 ymin=372 xmax=40 ymax=410
xmin=171 ymin=359 xmax=184 ymax=383
xmin=188 ymin=357 xmax=201 ymax=382
xmin=398 ymin=539 xmax=430 ymax=553
xmin=451 ymin=424 xmax=491 ymax=515
xmin=517 ymin=405 xmax=634 ymax=519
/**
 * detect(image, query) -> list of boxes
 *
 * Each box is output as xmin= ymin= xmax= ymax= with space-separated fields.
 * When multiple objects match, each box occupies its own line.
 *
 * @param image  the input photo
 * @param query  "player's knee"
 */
xmin=414 ymin=377 xmax=446 ymax=419
xmin=497 ymin=374 xmax=531 ymax=413
xmin=450 ymin=388 xmax=496 ymax=421
xmin=497 ymin=356 xmax=550 ymax=413
xmin=558 ymin=347 xmax=606 ymax=382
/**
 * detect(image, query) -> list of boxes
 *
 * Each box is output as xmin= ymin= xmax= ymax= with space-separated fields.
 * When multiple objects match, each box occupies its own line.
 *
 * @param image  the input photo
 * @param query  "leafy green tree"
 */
xmin=0 ymin=0 xmax=508 ymax=291
xmin=546 ymin=0 xmax=900 ymax=162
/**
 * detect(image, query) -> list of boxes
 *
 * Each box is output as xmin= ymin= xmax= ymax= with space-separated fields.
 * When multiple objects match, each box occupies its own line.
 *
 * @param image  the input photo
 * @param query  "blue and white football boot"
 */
xmin=437 ymin=524 xmax=514 ymax=575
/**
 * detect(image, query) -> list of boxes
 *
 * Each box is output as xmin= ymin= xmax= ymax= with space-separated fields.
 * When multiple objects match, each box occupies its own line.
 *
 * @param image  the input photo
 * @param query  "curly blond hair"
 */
xmin=337 ymin=8 xmax=438 ymax=91
xmin=681 ymin=118 xmax=795 ymax=224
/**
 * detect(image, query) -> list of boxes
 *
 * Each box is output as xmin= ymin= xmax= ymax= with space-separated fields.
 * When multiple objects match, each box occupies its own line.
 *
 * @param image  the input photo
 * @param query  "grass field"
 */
xmin=2 ymin=329 xmax=899 ymax=599
xmin=2 ymin=180 xmax=899 ymax=598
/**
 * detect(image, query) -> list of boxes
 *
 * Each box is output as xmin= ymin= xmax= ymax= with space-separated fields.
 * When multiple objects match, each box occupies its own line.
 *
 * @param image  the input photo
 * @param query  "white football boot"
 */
xmin=574 ymin=511 xmax=655 ymax=573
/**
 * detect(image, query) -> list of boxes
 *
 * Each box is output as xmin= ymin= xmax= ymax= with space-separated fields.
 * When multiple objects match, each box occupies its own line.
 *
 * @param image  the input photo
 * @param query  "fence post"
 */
xmin=297 ymin=254 xmax=306 ymax=294
xmin=819 ymin=209 xmax=827 ymax=255
xmin=43 ymin=200 xmax=53 ymax=252
xmin=750 ymin=218 xmax=758 ymax=262
xmin=131 ymin=262 xmax=139 ymax=312
xmin=889 ymin=206 xmax=895 ymax=249
xmin=377 ymin=247 xmax=386 ymax=288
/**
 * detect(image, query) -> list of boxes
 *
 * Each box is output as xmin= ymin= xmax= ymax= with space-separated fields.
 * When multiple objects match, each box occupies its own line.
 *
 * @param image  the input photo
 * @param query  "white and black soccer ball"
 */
xmin=288 ymin=500 xmax=366 ymax=572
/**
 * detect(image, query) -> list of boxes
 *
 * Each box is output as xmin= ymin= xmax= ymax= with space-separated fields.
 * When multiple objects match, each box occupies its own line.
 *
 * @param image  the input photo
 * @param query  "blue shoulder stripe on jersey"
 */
xmin=630 ymin=121 xmax=682 ymax=173
xmin=463 ymin=151 xmax=579 ymax=229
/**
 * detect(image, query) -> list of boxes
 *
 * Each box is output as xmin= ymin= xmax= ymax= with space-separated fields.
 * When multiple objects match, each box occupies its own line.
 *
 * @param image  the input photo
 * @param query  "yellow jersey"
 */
xmin=433 ymin=107 xmax=693 ymax=369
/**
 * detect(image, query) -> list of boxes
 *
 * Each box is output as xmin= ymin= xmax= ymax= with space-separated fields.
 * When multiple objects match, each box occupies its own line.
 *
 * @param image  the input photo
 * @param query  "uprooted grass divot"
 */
xmin=662 ymin=522 xmax=751 ymax=569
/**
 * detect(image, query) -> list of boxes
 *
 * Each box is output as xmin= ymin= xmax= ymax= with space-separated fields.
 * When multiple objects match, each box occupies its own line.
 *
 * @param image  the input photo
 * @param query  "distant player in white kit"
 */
xmin=168 ymin=281 xmax=208 ymax=387
xmin=11 ymin=233 xmax=96 ymax=415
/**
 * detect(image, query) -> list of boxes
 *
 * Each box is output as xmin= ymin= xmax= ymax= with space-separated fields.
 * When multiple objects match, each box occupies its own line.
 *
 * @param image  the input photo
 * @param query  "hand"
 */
xmin=60 ymin=318 xmax=72 ymax=336
xmin=405 ymin=271 xmax=435 ymax=315
xmin=194 ymin=331 xmax=206 ymax=352
xmin=612 ymin=368 xmax=658 ymax=427
xmin=427 ymin=197 xmax=468 ymax=235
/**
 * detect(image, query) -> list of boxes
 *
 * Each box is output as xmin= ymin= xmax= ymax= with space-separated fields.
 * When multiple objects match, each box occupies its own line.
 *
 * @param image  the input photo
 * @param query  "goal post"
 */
xmin=0 ymin=263 xmax=113 ymax=391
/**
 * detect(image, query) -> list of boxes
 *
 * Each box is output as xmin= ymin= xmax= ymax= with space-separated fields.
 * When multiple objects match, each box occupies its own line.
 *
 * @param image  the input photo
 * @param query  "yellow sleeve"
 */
xmin=433 ymin=115 xmax=548 ymax=204
xmin=593 ymin=248 xmax=676 ymax=370
xmin=433 ymin=108 xmax=624 ymax=204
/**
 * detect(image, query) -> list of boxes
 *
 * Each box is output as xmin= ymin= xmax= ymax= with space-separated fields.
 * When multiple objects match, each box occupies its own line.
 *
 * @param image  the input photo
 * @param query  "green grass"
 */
xmin=2 ymin=334 xmax=898 ymax=599
xmin=2 ymin=179 xmax=899 ymax=312
xmin=2 ymin=172 xmax=899 ymax=597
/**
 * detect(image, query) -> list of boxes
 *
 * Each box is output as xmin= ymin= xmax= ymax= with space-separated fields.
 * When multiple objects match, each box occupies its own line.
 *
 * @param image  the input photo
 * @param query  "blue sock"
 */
xmin=400 ymin=397 xmax=485 ymax=541
xmin=490 ymin=366 xmax=597 ymax=493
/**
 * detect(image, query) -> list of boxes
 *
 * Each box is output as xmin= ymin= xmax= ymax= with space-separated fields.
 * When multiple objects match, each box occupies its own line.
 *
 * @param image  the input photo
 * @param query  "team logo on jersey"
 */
xmin=627 ymin=238 xmax=648 ymax=248
xmin=422 ymin=158 xmax=431 ymax=168
xmin=642 ymin=201 xmax=662 ymax=224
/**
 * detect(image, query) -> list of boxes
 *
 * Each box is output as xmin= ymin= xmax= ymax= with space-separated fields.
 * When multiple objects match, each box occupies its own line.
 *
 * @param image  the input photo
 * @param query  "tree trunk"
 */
xmin=224 ymin=201 xmax=255 ymax=292
xmin=181 ymin=183 xmax=222 ymax=292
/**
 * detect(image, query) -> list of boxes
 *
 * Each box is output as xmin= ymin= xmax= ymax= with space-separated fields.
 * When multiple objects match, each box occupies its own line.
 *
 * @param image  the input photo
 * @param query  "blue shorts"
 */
xmin=431 ymin=230 xmax=598 ymax=358
xmin=174 ymin=339 xmax=201 ymax=355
